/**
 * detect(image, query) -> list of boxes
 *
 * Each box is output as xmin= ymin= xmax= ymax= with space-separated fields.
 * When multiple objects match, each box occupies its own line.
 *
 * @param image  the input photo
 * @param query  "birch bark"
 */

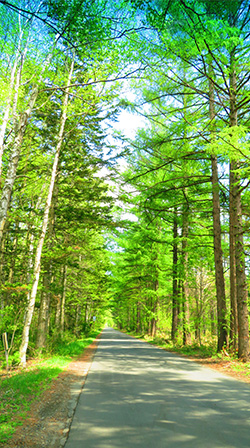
xmin=0 ymin=9 xmax=28 ymax=176
xmin=0 ymin=31 xmax=58 ymax=247
xmin=19 ymin=54 xmax=75 ymax=366
xmin=0 ymin=82 xmax=39 ymax=246
xmin=0 ymin=49 xmax=22 ymax=177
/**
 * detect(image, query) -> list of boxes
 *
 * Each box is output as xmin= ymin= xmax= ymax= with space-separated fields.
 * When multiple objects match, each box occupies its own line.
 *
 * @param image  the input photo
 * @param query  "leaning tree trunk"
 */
xmin=19 ymin=55 xmax=75 ymax=366
xmin=0 ymin=84 xmax=39 ymax=246
xmin=0 ymin=42 xmax=24 ymax=176
xmin=0 ymin=8 xmax=31 ymax=177
xmin=0 ymin=35 xmax=58 ymax=247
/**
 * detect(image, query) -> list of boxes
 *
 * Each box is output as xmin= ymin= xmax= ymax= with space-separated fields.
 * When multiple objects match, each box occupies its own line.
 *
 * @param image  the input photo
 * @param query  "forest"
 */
xmin=0 ymin=0 xmax=250 ymax=369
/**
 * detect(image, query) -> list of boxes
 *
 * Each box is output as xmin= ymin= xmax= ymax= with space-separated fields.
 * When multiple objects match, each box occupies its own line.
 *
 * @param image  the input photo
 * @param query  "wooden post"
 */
xmin=2 ymin=332 xmax=9 ymax=373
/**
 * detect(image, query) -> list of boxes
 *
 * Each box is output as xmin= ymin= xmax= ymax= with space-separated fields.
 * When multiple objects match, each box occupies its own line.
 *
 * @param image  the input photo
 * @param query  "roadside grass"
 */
xmin=0 ymin=329 xmax=101 ymax=443
xmin=136 ymin=333 xmax=217 ymax=358
xmin=127 ymin=331 xmax=250 ymax=380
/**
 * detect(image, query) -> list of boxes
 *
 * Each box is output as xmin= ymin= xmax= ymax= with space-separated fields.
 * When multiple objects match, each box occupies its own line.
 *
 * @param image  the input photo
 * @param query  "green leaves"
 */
xmin=206 ymin=125 xmax=250 ymax=160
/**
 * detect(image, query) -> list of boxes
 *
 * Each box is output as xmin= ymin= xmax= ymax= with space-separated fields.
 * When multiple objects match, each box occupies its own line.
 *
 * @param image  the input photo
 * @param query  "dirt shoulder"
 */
xmin=185 ymin=354 xmax=250 ymax=384
xmin=4 ymin=334 xmax=101 ymax=448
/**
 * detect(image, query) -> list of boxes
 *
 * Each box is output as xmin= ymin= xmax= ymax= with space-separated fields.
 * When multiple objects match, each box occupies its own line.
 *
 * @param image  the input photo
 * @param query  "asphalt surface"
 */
xmin=65 ymin=328 xmax=250 ymax=448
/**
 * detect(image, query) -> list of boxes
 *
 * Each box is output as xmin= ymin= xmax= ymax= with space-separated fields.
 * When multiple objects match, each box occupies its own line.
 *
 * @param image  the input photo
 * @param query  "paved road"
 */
xmin=65 ymin=328 xmax=250 ymax=448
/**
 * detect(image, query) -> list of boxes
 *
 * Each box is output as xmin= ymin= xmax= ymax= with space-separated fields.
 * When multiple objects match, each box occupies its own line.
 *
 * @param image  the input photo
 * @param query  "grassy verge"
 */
xmin=130 ymin=333 xmax=217 ymax=357
xmin=0 ymin=329 xmax=101 ymax=443
xmin=127 ymin=331 xmax=250 ymax=380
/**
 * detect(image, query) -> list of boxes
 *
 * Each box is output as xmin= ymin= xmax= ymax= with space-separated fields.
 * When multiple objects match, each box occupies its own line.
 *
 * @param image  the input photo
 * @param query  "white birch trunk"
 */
xmin=0 ymin=84 xmax=39 ymax=245
xmin=0 ymin=58 xmax=20 ymax=176
xmin=0 ymin=16 xmax=25 ymax=177
xmin=0 ymin=32 xmax=58 ymax=247
xmin=19 ymin=54 xmax=75 ymax=366
xmin=0 ymin=3 xmax=40 ymax=175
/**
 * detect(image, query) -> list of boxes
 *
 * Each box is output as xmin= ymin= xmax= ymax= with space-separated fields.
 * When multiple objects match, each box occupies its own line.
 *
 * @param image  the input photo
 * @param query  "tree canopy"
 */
xmin=1 ymin=0 xmax=250 ymax=365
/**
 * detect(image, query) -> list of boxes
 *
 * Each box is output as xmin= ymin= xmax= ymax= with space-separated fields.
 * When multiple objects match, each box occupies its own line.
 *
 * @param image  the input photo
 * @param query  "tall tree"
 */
xmin=126 ymin=0 xmax=250 ymax=357
xmin=19 ymin=51 xmax=76 ymax=366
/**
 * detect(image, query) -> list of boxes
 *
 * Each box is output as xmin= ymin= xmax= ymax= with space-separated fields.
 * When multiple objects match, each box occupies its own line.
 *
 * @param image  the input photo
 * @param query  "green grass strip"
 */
xmin=0 ymin=330 xmax=100 ymax=443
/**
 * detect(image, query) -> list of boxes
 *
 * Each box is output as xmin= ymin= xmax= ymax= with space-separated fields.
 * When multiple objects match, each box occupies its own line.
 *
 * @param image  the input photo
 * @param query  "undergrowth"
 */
xmin=0 ymin=329 xmax=101 ymax=444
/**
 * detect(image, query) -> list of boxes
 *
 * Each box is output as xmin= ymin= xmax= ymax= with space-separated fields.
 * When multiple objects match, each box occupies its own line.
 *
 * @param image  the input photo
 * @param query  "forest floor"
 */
xmin=1 ymin=334 xmax=250 ymax=448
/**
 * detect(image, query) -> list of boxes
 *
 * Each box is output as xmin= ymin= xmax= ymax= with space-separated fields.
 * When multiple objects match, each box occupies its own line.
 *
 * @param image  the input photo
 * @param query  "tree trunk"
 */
xmin=7 ymin=221 xmax=19 ymax=284
xmin=60 ymin=265 xmax=67 ymax=335
xmin=4 ymin=221 xmax=19 ymax=305
xmin=234 ymin=171 xmax=249 ymax=360
xmin=0 ymin=84 xmax=39 ymax=246
xmin=19 ymin=55 xmax=75 ymax=366
xmin=194 ymin=282 xmax=200 ymax=343
xmin=229 ymin=163 xmax=238 ymax=349
xmin=150 ymin=279 xmax=159 ymax=338
xmin=211 ymin=154 xmax=228 ymax=350
xmin=0 ymin=22 xmax=27 ymax=176
xmin=36 ymin=263 xmax=52 ymax=350
xmin=55 ymin=295 xmax=61 ymax=329
xmin=229 ymin=49 xmax=249 ymax=360
xmin=84 ymin=301 xmax=89 ymax=330
xmin=0 ymin=222 xmax=8 ymax=313
xmin=208 ymin=66 xmax=228 ymax=351
xmin=181 ymin=204 xmax=191 ymax=345
xmin=0 ymin=35 xmax=58 ymax=247
xmin=199 ymin=269 xmax=204 ymax=342
xmin=75 ymin=303 xmax=81 ymax=337
xmin=136 ymin=303 xmax=141 ymax=333
xmin=36 ymin=181 xmax=57 ymax=349
xmin=171 ymin=210 xmax=179 ymax=342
